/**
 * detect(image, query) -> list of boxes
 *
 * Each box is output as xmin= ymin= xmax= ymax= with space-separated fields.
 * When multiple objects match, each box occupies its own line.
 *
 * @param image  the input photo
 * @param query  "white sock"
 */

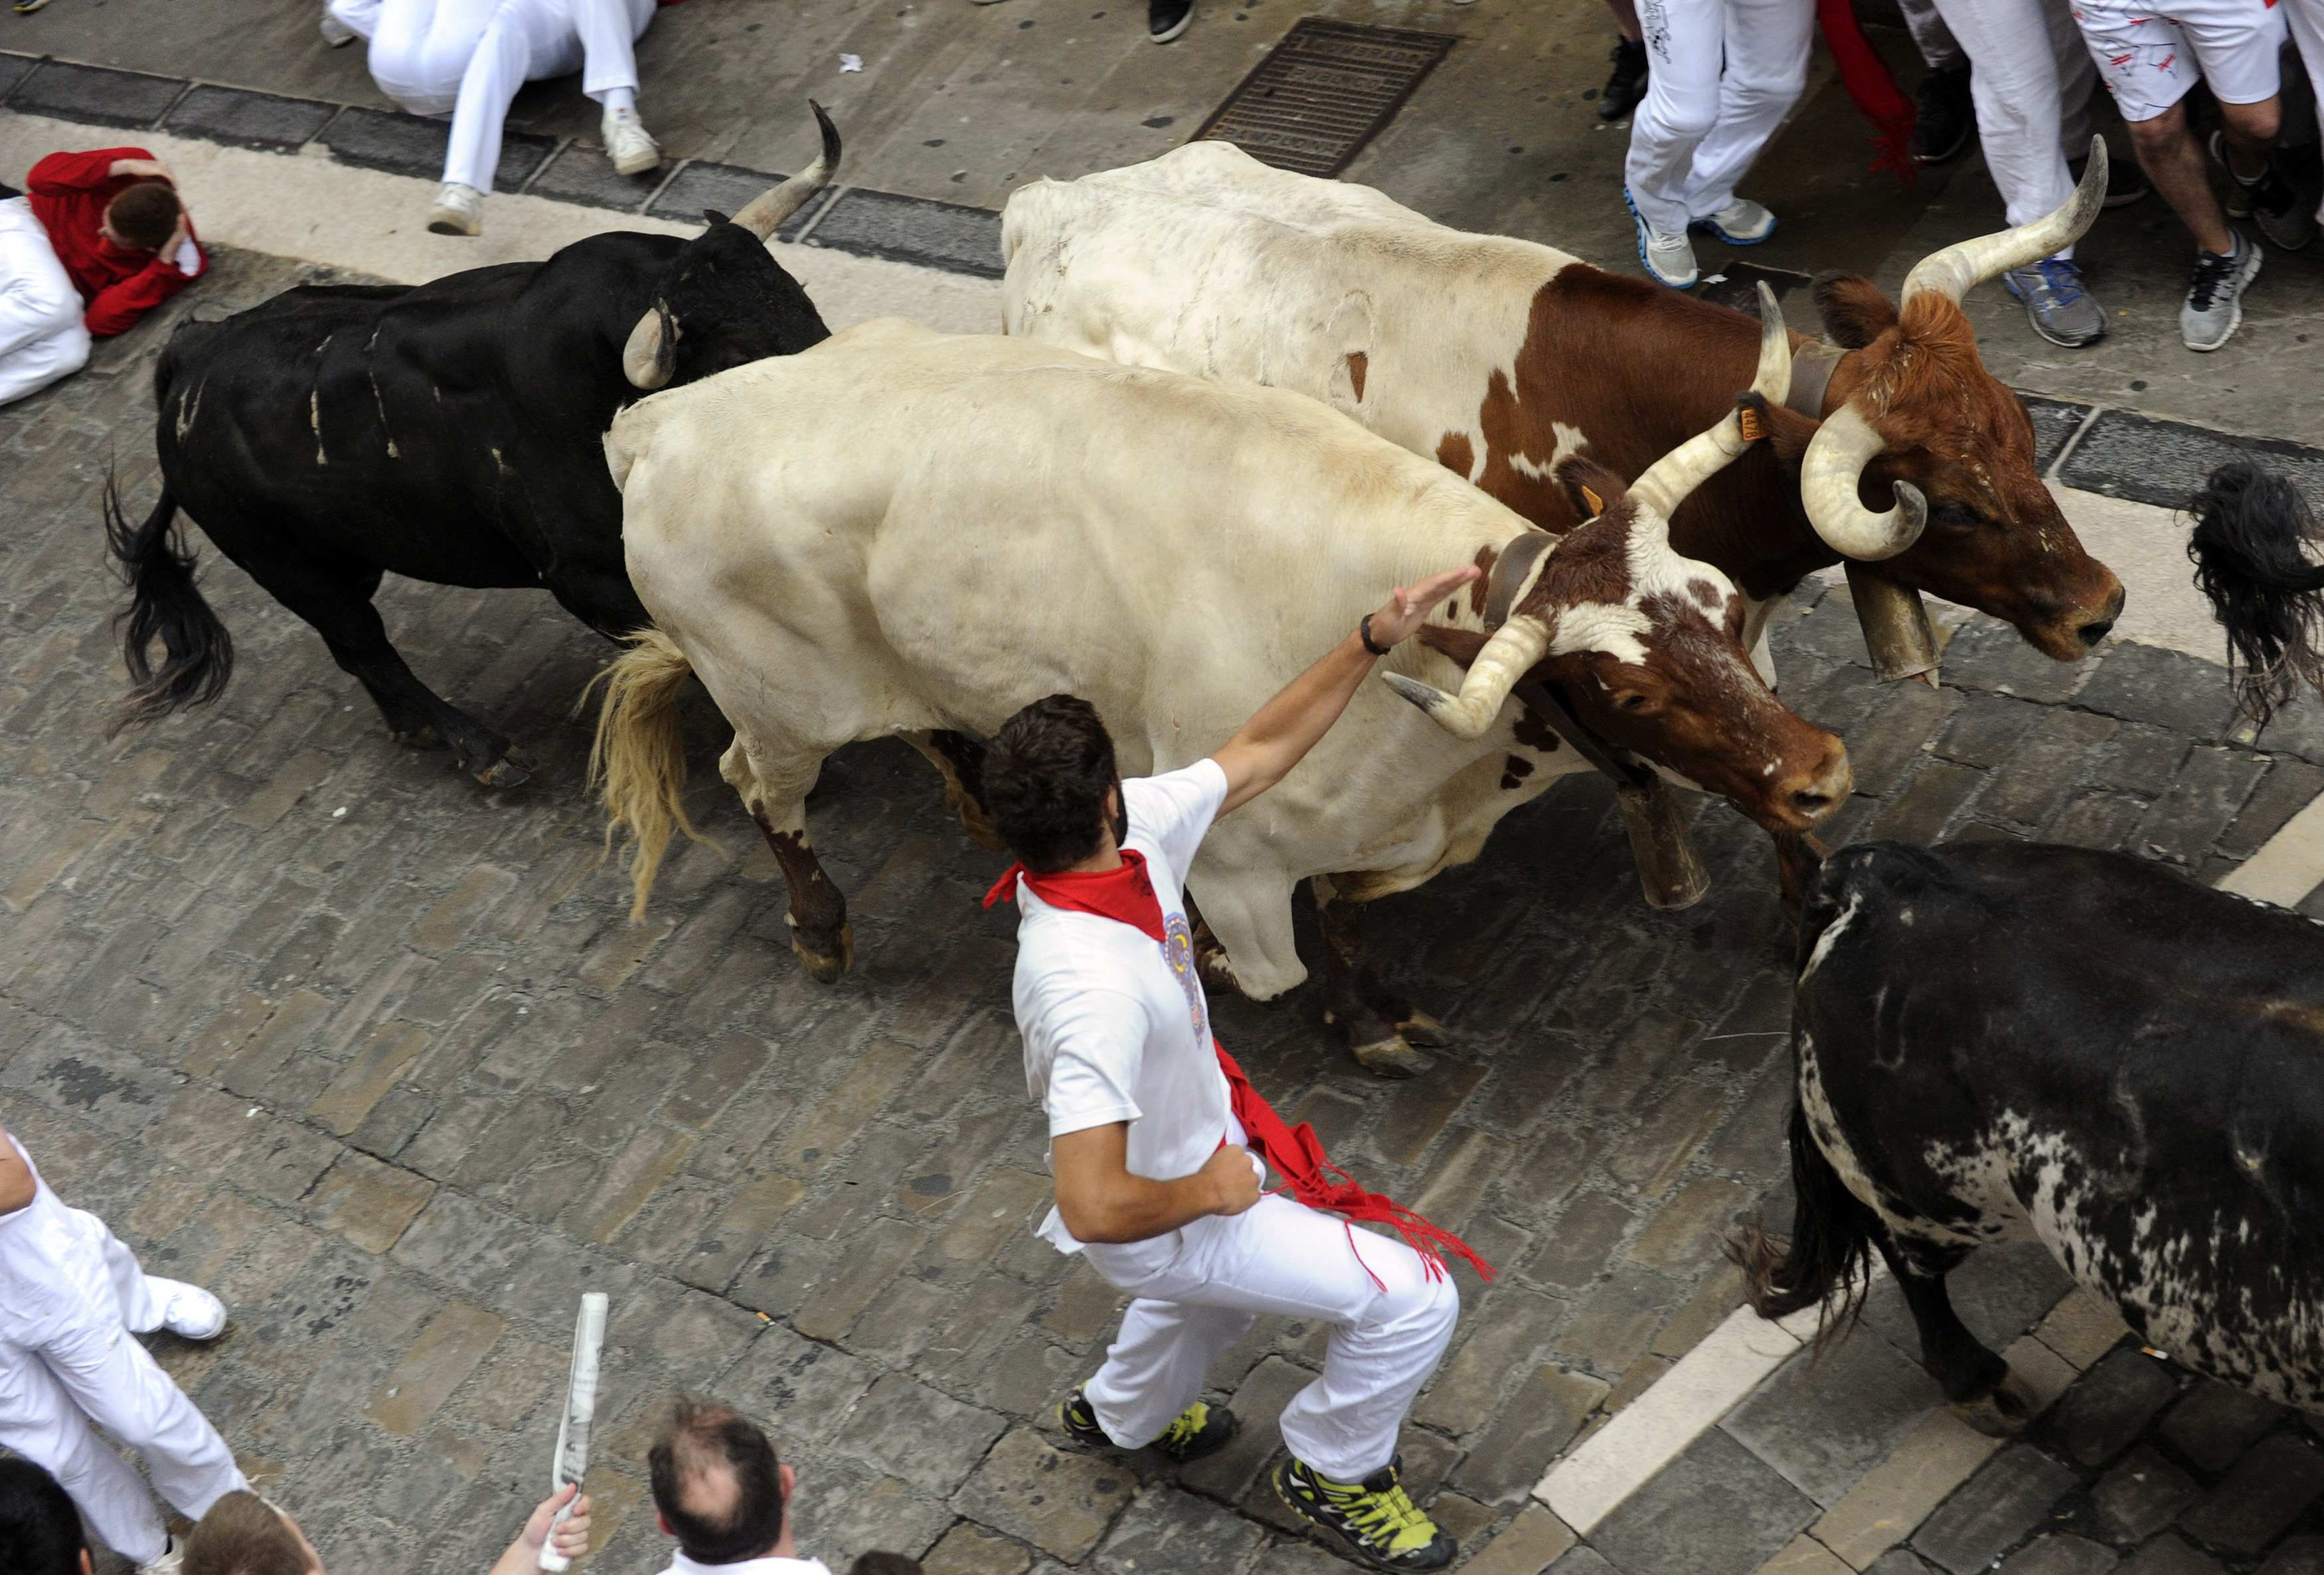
xmin=602 ymin=86 xmax=637 ymax=117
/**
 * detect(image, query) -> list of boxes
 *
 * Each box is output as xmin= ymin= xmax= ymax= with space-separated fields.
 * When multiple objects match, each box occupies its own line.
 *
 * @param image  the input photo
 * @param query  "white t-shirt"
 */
xmin=1011 ymin=760 xmax=1234 ymax=1254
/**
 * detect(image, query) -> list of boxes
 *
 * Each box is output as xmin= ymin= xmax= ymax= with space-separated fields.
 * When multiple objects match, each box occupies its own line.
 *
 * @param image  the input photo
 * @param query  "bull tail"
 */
xmin=104 ymin=467 xmax=233 ymax=734
xmin=1728 ymin=1098 xmax=1880 ymax=1351
xmin=584 ymin=627 xmax=714 ymax=920
xmin=2187 ymin=459 xmax=2324 ymax=727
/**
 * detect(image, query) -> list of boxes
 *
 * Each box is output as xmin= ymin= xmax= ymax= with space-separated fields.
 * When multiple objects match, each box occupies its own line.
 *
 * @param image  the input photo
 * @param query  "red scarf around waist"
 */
xmin=985 ymin=855 xmax=1495 ymax=1284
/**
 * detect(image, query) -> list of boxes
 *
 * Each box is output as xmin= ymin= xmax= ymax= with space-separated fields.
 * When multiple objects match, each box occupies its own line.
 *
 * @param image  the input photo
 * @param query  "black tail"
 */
xmin=2186 ymin=459 xmax=2324 ymax=726
xmin=1728 ymin=1099 xmax=1880 ymax=1351
xmin=103 ymin=467 xmax=232 ymax=733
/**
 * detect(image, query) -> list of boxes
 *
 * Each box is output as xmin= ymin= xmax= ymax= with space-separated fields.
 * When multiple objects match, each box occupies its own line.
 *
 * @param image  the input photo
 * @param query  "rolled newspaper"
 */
xmin=537 ymin=1293 xmax=609 ymax=1572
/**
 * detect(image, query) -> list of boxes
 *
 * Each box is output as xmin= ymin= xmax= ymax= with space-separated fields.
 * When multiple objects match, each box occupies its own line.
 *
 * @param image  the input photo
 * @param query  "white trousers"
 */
xmin=1899 ymin=0 xmax=1965 ymax=69
xmin=0 ymin=198 xmax=90 ymax=406
xmin=0 ymin=1207 xmax=244 ymax=1562
xmin=1080 ymin=1191 xmax=1460 ymax=1482
xmin=1625 ymin=0 xmax=1817 ymax=235
xmin=1930 ymin=0 xmax=2098 ymax=256
xmin=332 ymin=0 xmax=655 ymax=190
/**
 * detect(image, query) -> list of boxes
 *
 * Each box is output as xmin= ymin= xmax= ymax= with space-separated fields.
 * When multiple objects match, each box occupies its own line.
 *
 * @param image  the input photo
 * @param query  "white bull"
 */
xmin=590 ymin=318 xmax=1846 ymax=1073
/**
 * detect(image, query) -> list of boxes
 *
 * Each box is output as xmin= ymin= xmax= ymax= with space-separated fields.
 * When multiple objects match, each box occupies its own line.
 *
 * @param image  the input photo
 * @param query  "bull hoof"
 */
xmin=1950 ymin=1372 xmax=2035 ymax=1438
xmin=1396 ymin=1010 xmax=1450 ymax=1048
xmin=1351 ymin=1035 xmax=1432 ymax=1078
xmin=790 ymin=922 xmax=855 ymax=984
xmin=472 ymin=752 xmax=533 ymax=789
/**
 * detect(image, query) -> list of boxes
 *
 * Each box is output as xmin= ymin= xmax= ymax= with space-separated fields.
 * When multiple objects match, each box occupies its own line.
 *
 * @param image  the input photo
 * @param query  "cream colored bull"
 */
xmin=590 ymin=317 xmax=1846 ymax=1074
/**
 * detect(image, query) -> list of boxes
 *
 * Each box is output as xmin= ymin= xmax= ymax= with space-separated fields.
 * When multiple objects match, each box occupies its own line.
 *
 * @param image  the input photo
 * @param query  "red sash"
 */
xmin=985 ymin=858 xmax=1495 ymax=1285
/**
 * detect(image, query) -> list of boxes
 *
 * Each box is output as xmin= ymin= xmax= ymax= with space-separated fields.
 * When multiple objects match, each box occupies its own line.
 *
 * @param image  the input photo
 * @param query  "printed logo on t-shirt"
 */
xmin=1160 ymin=910 xmax=1208 ymax=1039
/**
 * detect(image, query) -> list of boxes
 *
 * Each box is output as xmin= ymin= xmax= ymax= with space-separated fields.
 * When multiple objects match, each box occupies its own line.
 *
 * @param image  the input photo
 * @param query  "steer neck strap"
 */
xmin=1483 ymin=529 xmax=1558 ymax=631
xmin=1785 ymin=339 xmax=1845 ymax=419
xmin=1513 ymin=677 xmax=1653 ymax=791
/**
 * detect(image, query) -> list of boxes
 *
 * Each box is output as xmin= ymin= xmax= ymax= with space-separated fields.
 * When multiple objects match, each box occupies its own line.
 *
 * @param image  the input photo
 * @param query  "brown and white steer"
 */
xmin=590 ymin=313 xmax=1847 ymax=1073
xmin=1000 ymin=139 xmax=2126 ymax=684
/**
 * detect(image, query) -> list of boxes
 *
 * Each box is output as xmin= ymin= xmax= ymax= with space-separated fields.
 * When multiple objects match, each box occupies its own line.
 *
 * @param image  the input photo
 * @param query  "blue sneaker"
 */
xmin=1625 ymin=187 xmax=1698 ymax=288
xmin=1691 ymin=198 xmax=1777 ymax=245
xmin=2001 ymin=257 xmax=2106 ymax=348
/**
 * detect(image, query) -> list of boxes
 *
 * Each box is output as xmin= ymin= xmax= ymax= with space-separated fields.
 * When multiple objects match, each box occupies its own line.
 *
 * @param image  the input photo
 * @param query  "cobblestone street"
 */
xmin=5 ymin=235 xmax=2323 ymax=1575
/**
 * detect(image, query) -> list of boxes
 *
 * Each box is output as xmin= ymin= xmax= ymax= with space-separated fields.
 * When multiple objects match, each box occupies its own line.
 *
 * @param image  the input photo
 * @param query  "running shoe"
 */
xmin=428 ymin=182 xmax=484 ymax=237
xmin=2182 ymin=230 xmax=2262 ymax=353
xmin=602 ymin=107 xmax=663 ymax=177
xmin=1275 ymin=1455 xmax=1455 ymax=1571
xmin=150 ymin=1278 xmax=228 ymax=1340
xmin=1911 ymin=64 xmax=1973 ymax=164
xmin=1598 ymin=38 xmax=1648 ymax=123
xmin=1693 ymin=197 xmax=1777 ymax=245
xmin=1056 ymin=1386 xmax=1238 ymax=1462
xmin=319 ymin=1 xmax=356 ymax=45
xmin=1625 ymin=188 xmax=1698 ymax=288
xmin=2211 ymin=131 xmax=2313 ymax=250
xmin=2002 ymin=257 xmax=2106 ymax=347
xmin=1149 ymin=0 xmax=1191 ymax=42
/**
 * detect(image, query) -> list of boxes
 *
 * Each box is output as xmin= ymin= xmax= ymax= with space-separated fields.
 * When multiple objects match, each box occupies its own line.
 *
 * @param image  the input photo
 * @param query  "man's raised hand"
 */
xmin=1365 ymin=564 xmax=1485 ymax=652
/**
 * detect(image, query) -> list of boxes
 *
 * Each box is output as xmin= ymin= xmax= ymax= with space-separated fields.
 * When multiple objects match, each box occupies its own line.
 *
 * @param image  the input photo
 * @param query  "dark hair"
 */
xmin=846 ymin=1557 xmax=924 ymax=1575
xmin=2186 ymin=459 xmax=2324 ymax=727
xmin=181 ymin=1491 xmax=310 ymax=1575
xmin=106 ymin=181 xmax=182 ymax=252
xmin=649 ymin=1398 xmax=786 ymax=1564
xmin=983 ymin=694 xmax=1119 ymax=872
xmin=0 ymin=1458 xmax=86 ymax=1575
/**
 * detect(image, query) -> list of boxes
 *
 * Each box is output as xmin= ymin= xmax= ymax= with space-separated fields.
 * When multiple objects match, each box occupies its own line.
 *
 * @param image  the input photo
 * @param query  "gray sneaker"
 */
xmin=2001 ymin=258 xmax=2105 ymax=347
xmin=2181 ymin=232 xmax=2262 ymax=353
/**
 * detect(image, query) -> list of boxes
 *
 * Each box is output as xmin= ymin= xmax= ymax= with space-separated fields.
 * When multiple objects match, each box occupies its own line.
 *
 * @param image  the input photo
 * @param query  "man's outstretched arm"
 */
xmin=1209 ymin=564 xmax=1480 ymax=817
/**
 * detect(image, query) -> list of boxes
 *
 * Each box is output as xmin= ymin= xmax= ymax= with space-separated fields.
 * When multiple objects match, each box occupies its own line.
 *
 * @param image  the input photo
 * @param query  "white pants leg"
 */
xmin=0 ymin=1351 xmax=171 ymax=1564
xmin=1081 ymin=1193 xmax=1461 ymax=1481
xmin=564 ymin=0 xmax=655 ymax=101
xmin=442 ymin=1 xmax=550 ymax=191
xmin=1626 ymin=0 xmax=1815 ymax=234
xmin=1899 ymin=0 xmax=1964 ymax=69
xmin=0 ymin=197 xmax=90 ymax=406
xmin=328 ymin=0 xmax=386 ymax=44
xmin=367 ymin=0 xmax=494 ymax=114
xmin=1931 ymin=0 xmax=2088 ymax=254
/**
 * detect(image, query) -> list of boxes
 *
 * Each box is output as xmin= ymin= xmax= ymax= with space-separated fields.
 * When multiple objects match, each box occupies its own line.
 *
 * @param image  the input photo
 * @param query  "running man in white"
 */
xmin=980 ymin=561 xmax=1483 ymax=1573
xmin=0 ymin=1127 xmax=245 ymax=1574
xmin=1623 ymin=0 xmax=1815 ymax=287
xmin=320 ymin=0 xmax=663 ymax=236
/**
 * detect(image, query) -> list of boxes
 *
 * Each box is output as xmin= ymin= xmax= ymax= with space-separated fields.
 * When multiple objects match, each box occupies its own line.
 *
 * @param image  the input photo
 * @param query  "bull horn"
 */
xmin=1900 ymin=136 xmax=2108 ymax=305
xmin=623 ymin=299 xmax=677 ymax=390
xmin=1799 ymin=402 xmax=1928 ymax=560
xmin=1629 ymin=282 xmax=1791 ymax=520
xmin=1381 ymin=615 xmax=1552 ymax=740
xmin=730 ymin=100 xmax=843 ymax=241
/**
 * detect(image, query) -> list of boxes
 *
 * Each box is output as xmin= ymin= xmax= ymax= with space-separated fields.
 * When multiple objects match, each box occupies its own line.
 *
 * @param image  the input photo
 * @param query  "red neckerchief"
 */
xmin=986 ymin=859 xmax=1495 ymax=1286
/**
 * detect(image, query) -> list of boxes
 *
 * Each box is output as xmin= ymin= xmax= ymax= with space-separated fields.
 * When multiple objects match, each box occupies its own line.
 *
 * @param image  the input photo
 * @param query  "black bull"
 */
xmin=102 ymin=106 xmax=839 ymax=786
xmin=1740 ymin=840 xmax=2324 ymax=1421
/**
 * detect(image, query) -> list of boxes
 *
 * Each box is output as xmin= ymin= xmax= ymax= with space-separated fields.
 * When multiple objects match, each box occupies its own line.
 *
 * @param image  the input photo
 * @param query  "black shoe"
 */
xmin=2070 ymin=145 xmax=2150 ymax=210
xmin=1596 ymin=38 xmax=1648 ymax=123
xmin=2209 ymin=131 xmax=2315 ymax=251
xmin=1275 ymin=1455 xmax=1455 ymax=1571
xmin=1148 ymin=0 xmax=1191 ymax=42
xmin=1911 ymin=64 xmax=1974 ymax=165
xmin=1056 ymin=1386 xmax=1238 ymax=1463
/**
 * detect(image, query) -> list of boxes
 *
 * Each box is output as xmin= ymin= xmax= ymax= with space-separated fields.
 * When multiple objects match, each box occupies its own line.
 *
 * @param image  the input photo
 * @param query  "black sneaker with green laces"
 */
xmin=1274 ymin=1455 xmax=1455 ymax=1571
xmin=1056 ymin=1387 xmax=1238 ymax=1462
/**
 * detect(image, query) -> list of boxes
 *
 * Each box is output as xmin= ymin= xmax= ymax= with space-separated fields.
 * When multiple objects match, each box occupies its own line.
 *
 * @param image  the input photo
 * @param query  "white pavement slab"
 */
xmin=0 ymin=114 xmax=1003 ymax=333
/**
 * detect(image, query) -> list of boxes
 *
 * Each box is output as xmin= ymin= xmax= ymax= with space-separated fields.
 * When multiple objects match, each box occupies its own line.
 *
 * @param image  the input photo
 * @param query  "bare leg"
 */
xmin=2125 ymin=100 xmax=2234 ymax=254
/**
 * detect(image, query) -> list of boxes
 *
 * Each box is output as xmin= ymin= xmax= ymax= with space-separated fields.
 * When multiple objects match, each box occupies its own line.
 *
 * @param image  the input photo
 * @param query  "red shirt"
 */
xmin=25 ymin=147 xmax=207 ymax=338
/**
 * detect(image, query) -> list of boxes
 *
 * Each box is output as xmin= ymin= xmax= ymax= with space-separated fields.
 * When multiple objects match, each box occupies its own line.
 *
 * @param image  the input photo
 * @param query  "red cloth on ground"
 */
xmin=1817 ymin=0 xmax=1918 ymax=185
xmin=24 ymin=147 xmax=207 ymax=337
xmin=985 ymin=856 xmax=1495 ymax=1285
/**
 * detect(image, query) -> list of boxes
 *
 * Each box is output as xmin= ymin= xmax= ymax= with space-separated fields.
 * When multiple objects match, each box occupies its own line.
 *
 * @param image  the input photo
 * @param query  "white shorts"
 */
xmin=2069 ymin=0 xmax=2287 ymax=121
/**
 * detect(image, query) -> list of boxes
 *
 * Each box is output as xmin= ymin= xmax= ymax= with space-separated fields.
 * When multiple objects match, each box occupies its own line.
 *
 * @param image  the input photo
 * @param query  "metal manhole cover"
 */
xmin=1193 ymin=18 xmax=1459 ymax=179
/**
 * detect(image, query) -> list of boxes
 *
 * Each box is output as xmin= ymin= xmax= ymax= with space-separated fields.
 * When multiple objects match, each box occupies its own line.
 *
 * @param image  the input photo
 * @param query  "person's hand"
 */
xmin=163 ymin=212 xmax=193 ymax=265
xmin=519 ymin=1483 xmax=592 ymax=1567
xmin=1201 ymin=1145 xmax=1263 ymax=1218
xmin=110 ymin=159 xmax=173 ymax=183
xmin=1363 ymin=564 xmax=1484 ymax=653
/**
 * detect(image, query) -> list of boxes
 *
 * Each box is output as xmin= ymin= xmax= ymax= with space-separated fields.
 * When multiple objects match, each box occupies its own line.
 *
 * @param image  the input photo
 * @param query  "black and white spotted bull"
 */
xmin=1740 ymin=839 xmax=2324 ymax=1420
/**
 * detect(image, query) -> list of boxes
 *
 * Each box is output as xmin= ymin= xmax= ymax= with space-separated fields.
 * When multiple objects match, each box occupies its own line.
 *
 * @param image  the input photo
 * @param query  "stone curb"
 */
xmin=0 ymin=51 xmax=1004 ymax=278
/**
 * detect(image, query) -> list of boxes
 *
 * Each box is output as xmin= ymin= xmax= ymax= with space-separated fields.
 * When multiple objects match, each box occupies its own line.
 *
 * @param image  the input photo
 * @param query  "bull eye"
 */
xmin=1935 ymin=501 xmax=1982 ymax=532
xmin=1614 ymin=691 xmax=1650 ymax=714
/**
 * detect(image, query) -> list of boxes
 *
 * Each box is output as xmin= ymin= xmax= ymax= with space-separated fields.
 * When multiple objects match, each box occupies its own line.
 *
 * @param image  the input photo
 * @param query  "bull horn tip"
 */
xmin=1381 ymin=671 xmax=1444 ymax=713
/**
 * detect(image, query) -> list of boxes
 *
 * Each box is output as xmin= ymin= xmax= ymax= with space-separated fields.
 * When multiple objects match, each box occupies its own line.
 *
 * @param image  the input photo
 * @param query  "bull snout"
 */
xmin=1767 ymin=741 xmax=1852 ymax=833
xmin=2074 ymin=581 xmax=2127 ymax=649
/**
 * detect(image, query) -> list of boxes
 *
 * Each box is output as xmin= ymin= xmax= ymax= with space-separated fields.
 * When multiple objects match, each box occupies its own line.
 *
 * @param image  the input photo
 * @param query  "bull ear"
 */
xmin=1811 ymin=272 xmax=1898 ymax=349
xmin=703 ymin=208 xmax=732 ymax=229
xmin=1555 ymin=455 xmax=1629 ymax=521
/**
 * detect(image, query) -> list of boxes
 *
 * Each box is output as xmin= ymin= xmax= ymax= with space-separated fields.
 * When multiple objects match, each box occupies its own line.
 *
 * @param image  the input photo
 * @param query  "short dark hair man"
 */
xmin=649 ymin=1400 xmax=825 ymax=1574
xmin=983 ymin=562 xmax=1479 ymax=1572
xmin=1 ymin=1457 xmax=91 ymax=1575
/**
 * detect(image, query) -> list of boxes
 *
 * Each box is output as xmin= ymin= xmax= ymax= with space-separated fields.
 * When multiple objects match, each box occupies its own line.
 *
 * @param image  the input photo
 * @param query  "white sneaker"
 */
xmin=602 ymin=108 xmax=662 ymax=177
xmin=138 ymin=1540 xmax=184 ymax=1575
xmin=1634 ymin=215 xmax=1699 ymax=289
xmin=319 ymin=3 xmax=357 ymax=45
xmin=1693 ymin=197 xmax=1778 ymax=245
xmin=149 ymin=1277 xmax=228 ymax=1340
xmin=428 ymin=182 xmax=483 ymax=236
